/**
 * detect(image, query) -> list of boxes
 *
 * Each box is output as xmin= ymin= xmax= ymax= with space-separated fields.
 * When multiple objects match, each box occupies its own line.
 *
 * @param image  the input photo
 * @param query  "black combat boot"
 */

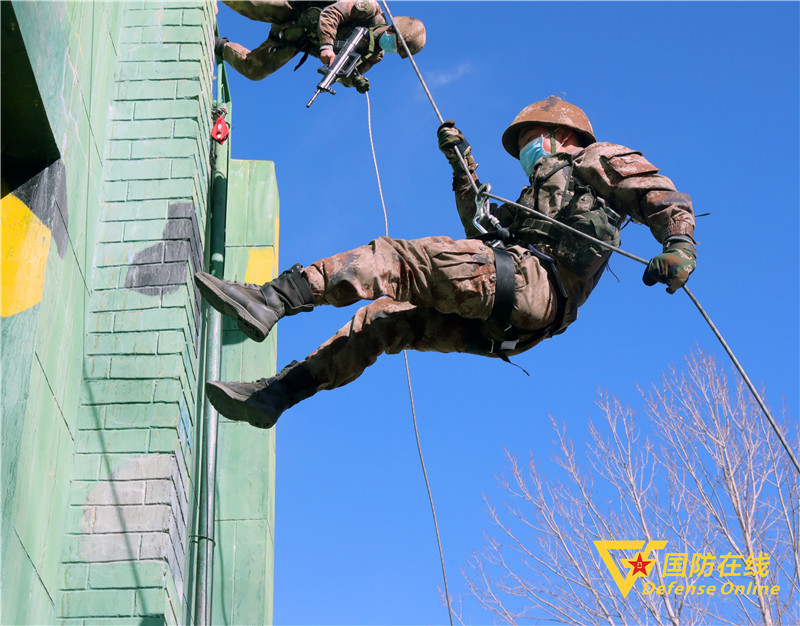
xmin=194 ymin=264 xmax=314 ymax=342
xmin=205 ymin=361 xmax=318 ymax=429
xmin=214 ymin=36 xmax=229 ymax=57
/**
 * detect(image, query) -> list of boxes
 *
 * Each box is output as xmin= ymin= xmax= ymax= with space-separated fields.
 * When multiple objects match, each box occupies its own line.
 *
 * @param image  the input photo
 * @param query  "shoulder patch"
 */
xmin=604 ymin=153 xmax=659 ymax=179
xmin=598 ymin=147 xmax=659 ymax=181
xmin=355 ymin=0 xmax=370 ymax=11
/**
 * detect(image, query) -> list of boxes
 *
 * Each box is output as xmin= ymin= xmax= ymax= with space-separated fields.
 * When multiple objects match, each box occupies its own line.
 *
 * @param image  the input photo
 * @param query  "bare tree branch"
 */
xmin=462 ymin=351 xmax=799 ymax=625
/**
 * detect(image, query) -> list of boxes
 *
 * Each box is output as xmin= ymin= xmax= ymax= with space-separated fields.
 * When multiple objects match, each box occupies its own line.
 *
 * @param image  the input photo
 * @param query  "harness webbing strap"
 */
xmin=293 ymin=50 xmax=310 ymax=71
xmin=490 ymin=247 xmax=515 ymax=328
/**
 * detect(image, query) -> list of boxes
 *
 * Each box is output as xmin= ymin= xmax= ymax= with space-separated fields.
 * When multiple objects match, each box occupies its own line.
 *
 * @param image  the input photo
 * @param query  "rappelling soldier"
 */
xmin=216 ymin=0 xmax=426 ymax=93
xmin=193 ymin=96 xmax=697 ymax=428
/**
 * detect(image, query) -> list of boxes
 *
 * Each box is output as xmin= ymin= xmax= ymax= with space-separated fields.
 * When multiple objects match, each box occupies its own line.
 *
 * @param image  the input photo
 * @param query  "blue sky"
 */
xmin=216 ymin=2 xmax=799 ymax=623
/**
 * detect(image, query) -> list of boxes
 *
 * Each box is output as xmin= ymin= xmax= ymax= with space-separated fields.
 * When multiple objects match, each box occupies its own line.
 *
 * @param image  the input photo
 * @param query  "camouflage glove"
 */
xmin=643 ymin=235 xmax=697 ymax=294
xmin=338 ymin=74 xmax=369 ymax=93
xmin=437 ymin=121 xmax=476 ymax=172
xmin=353 ymin=75 xmax=370 ymax=94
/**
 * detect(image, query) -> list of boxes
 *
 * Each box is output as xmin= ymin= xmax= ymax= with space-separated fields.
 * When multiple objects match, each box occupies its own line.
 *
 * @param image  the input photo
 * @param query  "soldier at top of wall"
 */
xmin=216 ymin=0 xmax=425 ymax=93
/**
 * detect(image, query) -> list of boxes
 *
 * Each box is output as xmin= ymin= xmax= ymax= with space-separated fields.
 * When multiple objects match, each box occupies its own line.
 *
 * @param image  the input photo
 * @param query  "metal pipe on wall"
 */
xmin=193 ymin=56 xmax=231 ymax=626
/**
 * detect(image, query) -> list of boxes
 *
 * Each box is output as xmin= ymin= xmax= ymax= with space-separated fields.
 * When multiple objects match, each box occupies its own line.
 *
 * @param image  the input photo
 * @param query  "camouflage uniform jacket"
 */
xmin=452 ymin=142 xmax=696 ymax=309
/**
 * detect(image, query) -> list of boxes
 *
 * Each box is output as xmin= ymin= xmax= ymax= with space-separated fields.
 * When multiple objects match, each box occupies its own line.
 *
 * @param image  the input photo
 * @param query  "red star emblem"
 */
xmin=625 ymin=554 xmax=653 ymax=577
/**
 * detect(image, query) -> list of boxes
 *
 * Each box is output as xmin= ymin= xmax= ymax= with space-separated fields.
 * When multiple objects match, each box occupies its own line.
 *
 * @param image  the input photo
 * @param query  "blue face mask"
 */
xmin=518 ymin=130 xmax=556 ymax=177
xmin=379 ymin=32 xmax=398 ymax=53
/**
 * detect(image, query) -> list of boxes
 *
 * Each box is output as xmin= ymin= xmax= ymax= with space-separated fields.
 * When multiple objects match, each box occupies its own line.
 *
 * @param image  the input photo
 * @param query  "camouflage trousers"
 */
xmin=298 ymin=236 xmax=559 ymax=391
xmin=221 ymin=1 xmax=300 ymax=81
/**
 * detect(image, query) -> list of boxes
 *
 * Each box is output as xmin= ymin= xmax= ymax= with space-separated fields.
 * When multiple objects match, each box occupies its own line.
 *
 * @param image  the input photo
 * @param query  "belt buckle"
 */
xmin=500 ymin=339 xmax=518 ymax=352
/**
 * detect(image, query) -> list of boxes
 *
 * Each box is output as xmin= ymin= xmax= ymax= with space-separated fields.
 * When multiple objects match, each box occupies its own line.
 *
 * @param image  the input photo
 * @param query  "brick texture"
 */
xmin=66 ymin=0 xmax=215 ymax=622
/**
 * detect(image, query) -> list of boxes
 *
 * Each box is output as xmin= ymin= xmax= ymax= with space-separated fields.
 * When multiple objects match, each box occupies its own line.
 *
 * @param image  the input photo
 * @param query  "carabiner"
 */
xmin=471 ymin=182 xmax=493 ymax=234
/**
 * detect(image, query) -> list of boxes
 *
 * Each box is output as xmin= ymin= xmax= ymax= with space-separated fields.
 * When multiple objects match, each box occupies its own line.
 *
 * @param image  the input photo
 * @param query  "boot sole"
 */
xmin=205 ymin=381 xmax=279 ymax=429
xmin=195 ymin=273 xmax=269 ymax=342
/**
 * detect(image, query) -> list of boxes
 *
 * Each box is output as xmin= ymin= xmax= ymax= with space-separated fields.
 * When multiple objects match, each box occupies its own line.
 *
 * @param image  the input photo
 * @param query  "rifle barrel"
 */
xmin=306 ymin=90 xmax=322 ymax=108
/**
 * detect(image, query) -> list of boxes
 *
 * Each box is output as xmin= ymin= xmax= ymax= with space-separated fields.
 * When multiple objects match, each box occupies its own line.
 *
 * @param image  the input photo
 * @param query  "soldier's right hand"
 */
xmin=437 ymin=121 xmax=471 ymax=164
xmin=320 ymin=48 xmax=335 ymax=66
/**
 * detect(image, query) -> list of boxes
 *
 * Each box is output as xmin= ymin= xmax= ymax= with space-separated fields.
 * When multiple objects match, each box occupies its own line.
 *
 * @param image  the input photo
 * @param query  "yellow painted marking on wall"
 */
xmin=1 ymin=193 xmax=52 ymax=317
xmin=245 ymin=247 xmax=276 ymax=284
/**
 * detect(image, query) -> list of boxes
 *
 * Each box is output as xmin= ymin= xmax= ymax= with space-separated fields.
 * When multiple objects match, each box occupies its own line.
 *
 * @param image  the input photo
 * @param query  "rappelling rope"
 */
xmin=366 ymin=92 xmax=455 ymax=626
xmin=378 ymin=2 xmax=800 ymax=478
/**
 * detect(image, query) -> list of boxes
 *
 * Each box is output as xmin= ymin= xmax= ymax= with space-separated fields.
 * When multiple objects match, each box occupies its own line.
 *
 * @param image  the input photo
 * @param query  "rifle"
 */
xmin=306 ymin=26 xmax=368 ymax=108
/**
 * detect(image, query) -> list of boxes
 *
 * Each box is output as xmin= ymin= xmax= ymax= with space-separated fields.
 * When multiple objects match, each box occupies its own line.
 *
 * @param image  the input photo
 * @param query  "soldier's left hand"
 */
xmin=437 ymin=121 xmax=471 ymax=163
xmin=353 ymin=75 xmax=370 ymax=93
xmin=643 ymin=240 xmax=696 ymax=294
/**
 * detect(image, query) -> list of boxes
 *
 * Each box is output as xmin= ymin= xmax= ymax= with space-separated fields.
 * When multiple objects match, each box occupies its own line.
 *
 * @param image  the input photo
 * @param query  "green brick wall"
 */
xmin=1 ymin=2 xmax=276 ymax=624
xmin=2 ymin=2 xmax=128 ymax=624
xmin=66 ymin=1 xmax=215 ymax=621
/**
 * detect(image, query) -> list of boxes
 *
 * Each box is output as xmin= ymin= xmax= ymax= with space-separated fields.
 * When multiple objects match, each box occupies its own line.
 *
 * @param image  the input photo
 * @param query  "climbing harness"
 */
xmin=462 ymin=240 xmax=568 ymax=371
xmin=378 ymin=2 xmax=800 ymax=485
xmin=488 ymin=247 xmax=515 ymax=329
xmin=484 ymin=246 xmax=529 ymax=371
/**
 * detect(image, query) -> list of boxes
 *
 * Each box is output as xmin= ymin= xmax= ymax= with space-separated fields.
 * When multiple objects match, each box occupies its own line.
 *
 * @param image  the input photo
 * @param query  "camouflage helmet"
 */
xmin=391 ymin=16 xmax=426 ymax=57
xmin=501 ymin=96 xmax=596 ymax=158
